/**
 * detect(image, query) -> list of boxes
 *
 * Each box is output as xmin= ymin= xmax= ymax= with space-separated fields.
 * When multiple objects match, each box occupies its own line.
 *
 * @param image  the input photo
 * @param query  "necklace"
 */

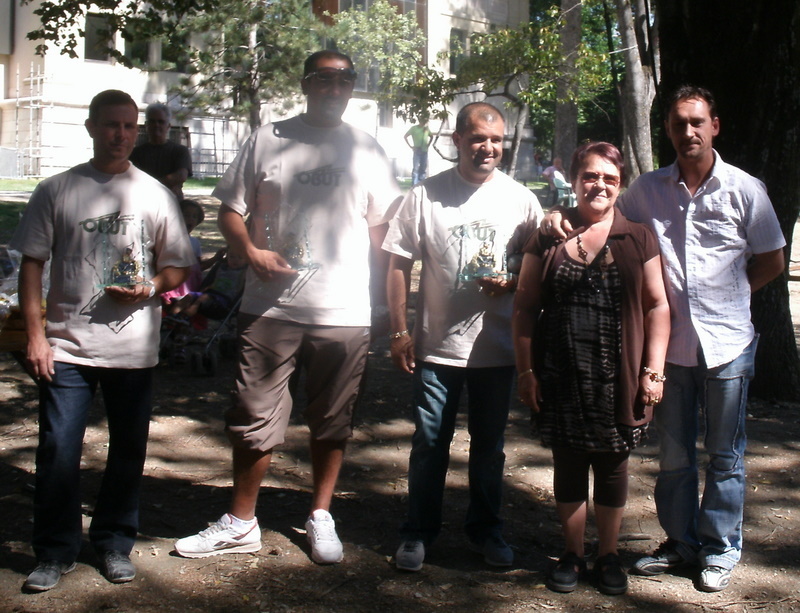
xmin=576 ymin=233 xmax=609 ymax=280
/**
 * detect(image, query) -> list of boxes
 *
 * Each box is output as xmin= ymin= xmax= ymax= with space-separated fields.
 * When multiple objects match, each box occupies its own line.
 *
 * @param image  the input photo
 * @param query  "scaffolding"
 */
xmin=14 ymin=63 xmax=47 ymax=178
xmin=2 ymin=64 xmax=241 ymax=179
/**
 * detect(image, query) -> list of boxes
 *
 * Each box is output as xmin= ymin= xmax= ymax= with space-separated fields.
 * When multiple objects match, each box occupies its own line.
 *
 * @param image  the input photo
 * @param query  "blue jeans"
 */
xmin=653 ymin=336 xmax=757 ymax=570
xmin=33 ymin=362 xmax=154 ymax=563
xmin=411 ymin=149 xmax=428 ymax=185
xmin=401 ymin=363 xmax=513 ymax=545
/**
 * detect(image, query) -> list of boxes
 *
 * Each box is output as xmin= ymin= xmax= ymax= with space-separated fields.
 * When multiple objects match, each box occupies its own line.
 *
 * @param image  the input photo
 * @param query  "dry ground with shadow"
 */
xmin=1 ymin=194 xmax=799 ymax=612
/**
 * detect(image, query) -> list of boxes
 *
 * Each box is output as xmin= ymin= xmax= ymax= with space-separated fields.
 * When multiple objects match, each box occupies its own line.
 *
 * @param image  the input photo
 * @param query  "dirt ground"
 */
xmin=1 ymin=193 xmax=799 ymax=612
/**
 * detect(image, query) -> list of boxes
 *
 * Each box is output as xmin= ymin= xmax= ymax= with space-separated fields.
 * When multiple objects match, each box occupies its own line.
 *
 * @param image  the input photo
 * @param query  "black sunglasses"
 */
xmin=304 ymin=68 xmax=358 ymax=85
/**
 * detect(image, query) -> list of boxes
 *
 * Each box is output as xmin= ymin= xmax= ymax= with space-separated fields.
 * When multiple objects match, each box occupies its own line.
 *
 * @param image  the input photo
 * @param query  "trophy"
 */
xmin=458 ymin=230 xmax=509 ymax=282
xmin=93 ymin=214 xmax=150 ymax=287
xmin=265 ymin=213 xmax=316 ymax=271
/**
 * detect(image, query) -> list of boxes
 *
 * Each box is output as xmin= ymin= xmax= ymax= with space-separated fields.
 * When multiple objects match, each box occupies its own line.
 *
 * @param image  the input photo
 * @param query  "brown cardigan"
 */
xmin=523 ymin=209 xmax=661 ymax=426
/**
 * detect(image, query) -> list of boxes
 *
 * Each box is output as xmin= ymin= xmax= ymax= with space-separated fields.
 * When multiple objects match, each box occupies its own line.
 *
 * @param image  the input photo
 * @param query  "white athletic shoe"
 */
xmin=174 ymin=514 xmax=262 ymax=558
xmin=305 ymin=509 xmax=343 ymax=564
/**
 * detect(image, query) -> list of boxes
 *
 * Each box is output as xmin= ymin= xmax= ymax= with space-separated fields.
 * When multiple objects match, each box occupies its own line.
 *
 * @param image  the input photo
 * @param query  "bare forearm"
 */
xmin=643 ymin=302 xmax=670 ymax=372
xmin=19 ymin=257 xmax=46 ymax=343
xmin=387 ymin=255 xmax=412 ymax=333
xmin=161 ymin=169 xmax=188 ymax=190
xmin=154 ymin=266 xmax=190 ymax=294
xmin=748 ymin=248 xmax=785 ymax=293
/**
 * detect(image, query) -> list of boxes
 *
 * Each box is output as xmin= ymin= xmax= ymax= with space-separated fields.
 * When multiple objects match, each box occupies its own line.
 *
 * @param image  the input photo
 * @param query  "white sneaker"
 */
xmin=174 ymin=514 xmax=262 ymax=558
xmin=699 ymin=565 xmax=732 ymax=592
xmin=305 ymin=509 xmax=343 ymax=564
xmin=395 ymin=540 xmax=425 ymax=572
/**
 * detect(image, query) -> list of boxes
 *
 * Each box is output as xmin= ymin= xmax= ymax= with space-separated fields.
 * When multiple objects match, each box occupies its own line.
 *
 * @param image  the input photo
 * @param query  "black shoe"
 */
xmin=23 ymin=560 xmax=77 ymax=592
xmin=546 ymin=552 xmax=585 ymax=593
xmin=100 ymin=550 xmax=136 ymax=583
xmin=631 ymin=538 xmax=687 ymax=575
xmin=594 ymin=553 xmax=628 ymax=595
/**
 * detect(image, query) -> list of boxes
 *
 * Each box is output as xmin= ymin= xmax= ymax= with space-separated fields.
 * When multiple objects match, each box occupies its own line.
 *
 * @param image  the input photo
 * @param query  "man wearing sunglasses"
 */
xmin=544 ymin=85 xmax=785 ymax=592
xmin=175 ymin=51 xmax=402 ymax=565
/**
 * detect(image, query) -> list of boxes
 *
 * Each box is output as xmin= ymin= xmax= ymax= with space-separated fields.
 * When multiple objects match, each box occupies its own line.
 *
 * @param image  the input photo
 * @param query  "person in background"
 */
xmin=542 ymin=157 xmax=566 ymax=206
xmin=404 ymin=120 xmax=434 ymax=185
xmin=130 ymin=102 xmax=193 ymax=199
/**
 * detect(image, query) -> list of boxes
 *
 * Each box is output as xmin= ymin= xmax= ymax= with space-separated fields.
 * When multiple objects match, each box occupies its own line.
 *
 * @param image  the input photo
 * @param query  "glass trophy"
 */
xmin=95 ymin=216 xmax=150 ymax=287
xmin=265 ymin=212 xmax=317 ymax=271
xmin=458 ymin=235 xmax=510 ymax=282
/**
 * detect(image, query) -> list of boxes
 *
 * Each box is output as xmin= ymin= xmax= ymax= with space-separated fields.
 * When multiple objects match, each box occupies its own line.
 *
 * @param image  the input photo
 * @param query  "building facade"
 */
xmin=0 ymin=0 xmax=534 ymax=180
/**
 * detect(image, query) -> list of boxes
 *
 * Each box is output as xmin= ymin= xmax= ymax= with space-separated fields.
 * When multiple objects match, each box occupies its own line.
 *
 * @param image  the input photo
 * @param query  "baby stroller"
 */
xmin=160 ymin=251 xmax=246 ymax=375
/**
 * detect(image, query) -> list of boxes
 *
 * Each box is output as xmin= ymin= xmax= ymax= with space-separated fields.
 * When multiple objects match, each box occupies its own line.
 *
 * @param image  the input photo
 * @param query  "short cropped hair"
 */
xmin=303 ymin=50 xmax=354 ymax=77
xmin=665 ymin=85 xmax=718 ymax=119
xmin=455 ymin=102 xmax=505 ymax=134
xmin=146 ymin=102 xmax=172 ymax=122
xmin=88 ymin=90 xmax=138 ymax=122
xmin=569 ymin=141 xmax=626 ymax=187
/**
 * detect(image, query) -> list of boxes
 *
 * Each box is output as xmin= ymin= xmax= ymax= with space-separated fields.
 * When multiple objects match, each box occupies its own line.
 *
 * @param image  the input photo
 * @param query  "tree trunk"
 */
xmin=614 ymin=0 xmax=656 ymax=182
xmin=507 ymin=103 xmax=528 ymax=179
xmin=656 ymin=0 xmax=800 ymax=400
xmin=248 ymin=93 xmax=262 ymax=131
xmin=554 ymin=0 xmax=581 ymax=173
xmin=247 ymin=24 xmax=262 ymax=131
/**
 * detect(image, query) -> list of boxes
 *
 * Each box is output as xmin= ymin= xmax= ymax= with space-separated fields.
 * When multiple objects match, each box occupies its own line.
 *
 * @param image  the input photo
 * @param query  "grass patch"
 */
xmin=185 ymin=177 xmax=219 ymax=190
xmin=0 ymin=179 xmax=40 ymax=192
xmin=0 ymin=177 xmax=218 ymax=193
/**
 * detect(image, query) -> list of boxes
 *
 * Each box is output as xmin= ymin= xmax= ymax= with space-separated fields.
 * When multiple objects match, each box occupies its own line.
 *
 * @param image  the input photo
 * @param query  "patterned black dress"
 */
xmin=537 ymin=249 xmax=646 ymax=452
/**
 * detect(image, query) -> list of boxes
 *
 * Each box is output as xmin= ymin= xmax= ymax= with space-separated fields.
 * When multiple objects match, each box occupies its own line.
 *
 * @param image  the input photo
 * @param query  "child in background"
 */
xmin=162 ymin=199 xmax=223 ymax=306
xmin=170 ymin=250 xmax=247 ymax=319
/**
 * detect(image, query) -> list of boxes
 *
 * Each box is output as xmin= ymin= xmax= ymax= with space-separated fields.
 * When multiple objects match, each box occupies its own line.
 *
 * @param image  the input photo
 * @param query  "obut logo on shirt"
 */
xmin=79 ymin=212 xmax=137 ymax=236
xmin=295 ymin=165 xmax=345 ymax=188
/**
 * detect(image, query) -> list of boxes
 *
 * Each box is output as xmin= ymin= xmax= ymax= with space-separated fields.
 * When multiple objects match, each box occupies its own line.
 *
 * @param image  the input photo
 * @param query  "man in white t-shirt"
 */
xmin=11 ymin=90 xmax=195 ymax=592
xmin=383 ymin=102 xmax=543 ymax=572
xmin=175 ymin=51 xmax=403 ymax=564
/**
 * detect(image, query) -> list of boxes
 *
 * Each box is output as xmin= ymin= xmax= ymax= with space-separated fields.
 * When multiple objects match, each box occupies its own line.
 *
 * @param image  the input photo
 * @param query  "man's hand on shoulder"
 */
xmin=541 ymin=207 xmax=573 ymax=239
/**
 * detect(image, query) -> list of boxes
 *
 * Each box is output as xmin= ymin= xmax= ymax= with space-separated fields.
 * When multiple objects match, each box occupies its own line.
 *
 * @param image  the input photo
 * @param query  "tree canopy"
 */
xmin=170 ymin=0 xmax=324 ymax=130
xmin=330 ymin=0 xmax=426 ymax=119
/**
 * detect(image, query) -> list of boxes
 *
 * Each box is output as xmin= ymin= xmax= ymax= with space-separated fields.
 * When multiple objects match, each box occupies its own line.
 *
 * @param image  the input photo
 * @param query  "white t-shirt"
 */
xmin=213 ymin=115 xmax=402 ymax=327
xmin=10 ymin=162 xmax=196 ymax=368
xmin=383 ymin=168 xmax=543 ymax=367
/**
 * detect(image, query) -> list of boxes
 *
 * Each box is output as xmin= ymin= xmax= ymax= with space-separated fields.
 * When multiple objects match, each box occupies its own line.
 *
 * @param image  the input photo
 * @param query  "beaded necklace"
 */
xmin=576 ymin=233 xmax=610 ymax=281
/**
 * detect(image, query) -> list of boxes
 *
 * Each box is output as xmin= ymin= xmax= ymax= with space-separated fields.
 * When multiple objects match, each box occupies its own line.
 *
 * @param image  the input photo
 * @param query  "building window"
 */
xmin=450 ymin=28 xmax=467 ymax=74
xmin=162 ymin=35 xmax=190 ymax=73
xmin=338 ymin=0 xmax=419 ymax=15
xmin=85 ymin=13 xmax=114 ymax=62
xmin=124 ymin=34 xmax=150 ymax=67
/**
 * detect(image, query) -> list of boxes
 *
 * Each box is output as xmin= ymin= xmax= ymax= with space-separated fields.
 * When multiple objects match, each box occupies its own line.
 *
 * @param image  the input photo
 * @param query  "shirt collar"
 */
xmin=669 ymin=149 xmax=725 ymax=193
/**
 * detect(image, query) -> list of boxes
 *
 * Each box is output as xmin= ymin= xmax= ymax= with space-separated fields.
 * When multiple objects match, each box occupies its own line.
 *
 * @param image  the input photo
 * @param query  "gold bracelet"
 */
xmin=389 ymin=330 xmax=409 ymax=340
xmin=642 ymin=366 xmax=666 ymax=383
xmin=518 ymin=368 xmax=533 ymax=376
